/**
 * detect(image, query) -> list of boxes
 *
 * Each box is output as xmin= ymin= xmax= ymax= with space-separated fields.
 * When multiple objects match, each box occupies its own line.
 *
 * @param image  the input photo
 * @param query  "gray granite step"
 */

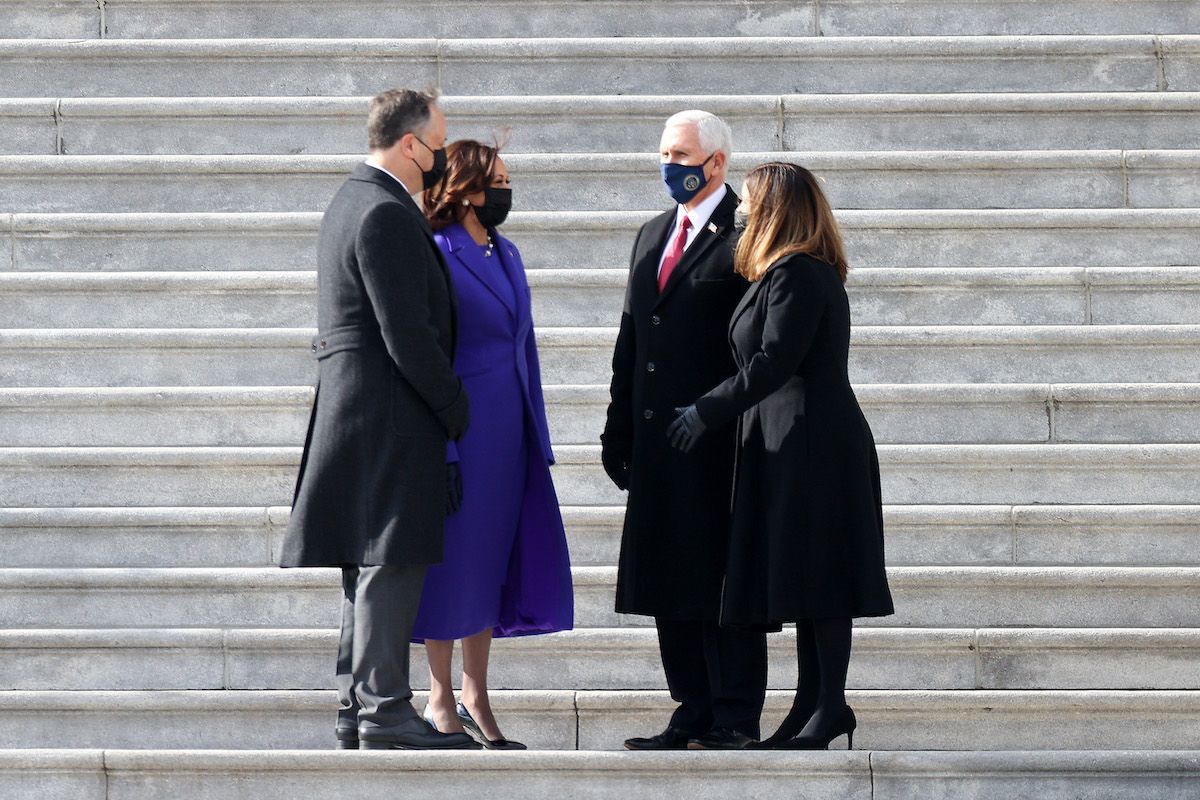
xmin=0 ymin=565 xmax=1198 ymax=629
xmin=12 ymin=0 xmax=1200 ymax=38
xmin=6 ymin=382 xmax=1200 ymax=448
xmin=5 ymin=440 xmax=1200 ymax=508
xmin=2 ymin=503 xmax=1197 ymax=570
xmin=7 ymin=325 xmax=1200 ymax=387
xmin=2 ymin=626 xmax=1197 ymax=692
xmin=4 ymin=151 xmax=1195 ymax=212
xmin=7 ymin=93 xmax=1200 ymax=155
xmin=8 ymin=266 xmax=1200 ymax=328
xmin=0 ymin=36 xmax=1190 ymax=99
xmin=3 ymin=209 xmax=1195 ymax=272
xmin=3 ymin=749 xmax=1199 ymax=800
xmin=0 ymin=688 xmax=1196 ymax=751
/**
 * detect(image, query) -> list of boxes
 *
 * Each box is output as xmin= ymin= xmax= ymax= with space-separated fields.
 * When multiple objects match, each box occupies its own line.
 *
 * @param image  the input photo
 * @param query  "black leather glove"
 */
xmin=666 ymin=405 xmax=707 ymax=453
xmin=446 ymin=462 xmax=464 ymax=515
xmin=600 ymin=438 xmax=631 ymax=491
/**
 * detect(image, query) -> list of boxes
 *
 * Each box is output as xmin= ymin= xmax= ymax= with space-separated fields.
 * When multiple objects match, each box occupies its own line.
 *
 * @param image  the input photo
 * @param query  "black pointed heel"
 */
xmin=778 ymin=706 xmax=857 ymax=751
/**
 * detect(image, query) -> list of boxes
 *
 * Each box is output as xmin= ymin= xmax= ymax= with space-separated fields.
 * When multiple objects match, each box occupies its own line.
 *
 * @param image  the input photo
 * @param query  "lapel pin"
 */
xmin=707 ymin=222 xmax=718 ymax=233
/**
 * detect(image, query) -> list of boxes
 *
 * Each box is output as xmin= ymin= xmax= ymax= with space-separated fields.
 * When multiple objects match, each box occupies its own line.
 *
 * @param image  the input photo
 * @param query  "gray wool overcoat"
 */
xmin=280 ymin=163 xmax=468 ymax=567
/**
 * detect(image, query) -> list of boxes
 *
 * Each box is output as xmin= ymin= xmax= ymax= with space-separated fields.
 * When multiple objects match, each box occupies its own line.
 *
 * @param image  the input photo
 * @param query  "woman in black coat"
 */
xmin=667 ymin=162 xmax=894 ymax=750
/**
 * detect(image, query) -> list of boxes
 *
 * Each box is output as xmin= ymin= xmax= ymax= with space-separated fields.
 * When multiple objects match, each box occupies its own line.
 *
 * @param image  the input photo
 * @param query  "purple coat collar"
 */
xmin=439 ymin=222 xmax=524 ymax=320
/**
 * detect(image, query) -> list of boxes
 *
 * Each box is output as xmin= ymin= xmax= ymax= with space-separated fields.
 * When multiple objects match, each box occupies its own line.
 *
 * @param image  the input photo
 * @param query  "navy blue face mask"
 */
xmin=661 ymin=152 xmax=715 ymax=205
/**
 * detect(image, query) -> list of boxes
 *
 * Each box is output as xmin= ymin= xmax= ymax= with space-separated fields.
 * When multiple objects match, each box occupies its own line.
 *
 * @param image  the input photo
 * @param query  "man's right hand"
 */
xmin=600 ymin=439 xmax=631 ymax=491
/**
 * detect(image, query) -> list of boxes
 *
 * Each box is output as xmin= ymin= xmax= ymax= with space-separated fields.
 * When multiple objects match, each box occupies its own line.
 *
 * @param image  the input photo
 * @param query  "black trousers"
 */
xmin=335 ymin=564 xmax=428 ymax=731
xmin=655 ymin=617 xmax=768 ymax=738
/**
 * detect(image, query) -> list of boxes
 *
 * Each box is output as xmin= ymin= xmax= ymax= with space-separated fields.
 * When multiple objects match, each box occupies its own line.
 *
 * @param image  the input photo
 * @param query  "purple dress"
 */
xmin=411 ymin=222 xmax=574 ymax=641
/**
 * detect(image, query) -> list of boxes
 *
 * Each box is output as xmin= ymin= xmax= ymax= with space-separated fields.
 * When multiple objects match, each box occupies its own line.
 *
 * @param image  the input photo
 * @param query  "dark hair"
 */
xmin=367 ymin=88 xmax=440 ymax=150
xmin=425 ymin=139 xmax=502 ymax=231
xmin=735 ymin=162 xmax=849 ymax=284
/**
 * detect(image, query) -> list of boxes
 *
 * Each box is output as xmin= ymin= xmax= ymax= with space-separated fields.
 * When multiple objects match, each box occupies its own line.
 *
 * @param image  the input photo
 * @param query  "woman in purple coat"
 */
xmin=413 ymin=139 xmax=573 ymax=749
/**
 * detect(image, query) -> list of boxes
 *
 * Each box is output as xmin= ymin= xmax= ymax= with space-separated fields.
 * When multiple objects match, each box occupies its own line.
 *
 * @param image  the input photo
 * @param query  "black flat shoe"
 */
xmin=334 ymin=726 xmax=358 ymax=750
xmin=457 ymin=701 xmax=527 ymax=750
xmin=777 ymin=706 xmax=857 ymax=751
xmin=624 ymin=726 xmax=694 ymax=750
xmin=687 ymin=727 xmax=757 ymax=750
xmin=359 ymin=717 xmax=482 ymax=750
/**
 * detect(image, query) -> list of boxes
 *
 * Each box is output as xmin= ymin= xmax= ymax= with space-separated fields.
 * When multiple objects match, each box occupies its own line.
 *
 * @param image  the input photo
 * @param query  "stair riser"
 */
xmin=0 ymin=47 xmax=1172 ymax=99
xmin=3 ymin=509 xmax=1200 ymax=568
xmin=4 ymin=107 xmax=1196 ymax=155
xmin=8 ymin=390 xmax=1200 ymax=447
xmin=13 ymin=334 xmax=1200 ymax=387
xmin=3 ymin=448 xmax=1198 ymax=506
xmin=0 ymin=576 xmax=1197 ymax=629
xmin=14 ymin=1 xmax=1200 ymax=38
xmin=0 ymin=692 xmax=1195 ymax=751
xmin=6 ymin=216 xmax=1196 ymax=271
xmin=14 ymin=280 xmax=1200 ymax=327
xmin=4 ymin=634 xmax=1198 ymax=692
xmin=2 ymin=163 xmax=1180 ymax=213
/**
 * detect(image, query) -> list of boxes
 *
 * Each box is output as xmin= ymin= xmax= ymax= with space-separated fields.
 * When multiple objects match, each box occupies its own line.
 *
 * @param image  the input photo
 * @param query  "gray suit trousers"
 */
xmin=335 ymin=564 xmax=428 ymax=730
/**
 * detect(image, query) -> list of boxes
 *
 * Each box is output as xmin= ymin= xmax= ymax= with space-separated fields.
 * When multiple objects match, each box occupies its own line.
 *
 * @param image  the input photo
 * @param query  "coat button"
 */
xmin=320 ymin=340 xmax=327 ymax=348
xmin=643 ymin=409 xmax=654 ymax=420
xmin=311 ymin=343 xmax=318 ymax=352
xmin=651 ymin=315 xmax=661 ymax=325
xmin=647 ymin=362 xmax=656 ymax=372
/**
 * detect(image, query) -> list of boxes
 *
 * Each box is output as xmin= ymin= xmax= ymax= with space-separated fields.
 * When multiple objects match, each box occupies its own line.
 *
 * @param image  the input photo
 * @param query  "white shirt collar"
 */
xmin=365 ymin=161 xmax=413 ymax=196
xmin=675 ymin=182 xmax=728 ymax=233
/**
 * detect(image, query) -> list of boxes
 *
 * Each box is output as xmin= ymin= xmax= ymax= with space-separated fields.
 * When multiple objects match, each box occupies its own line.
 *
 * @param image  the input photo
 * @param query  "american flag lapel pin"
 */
xmin=707 ymin=222 xmax=718 ymax=233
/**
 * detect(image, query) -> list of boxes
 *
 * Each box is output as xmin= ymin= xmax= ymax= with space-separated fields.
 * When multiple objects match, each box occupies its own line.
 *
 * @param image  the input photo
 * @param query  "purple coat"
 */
xmin=411 ymin=222 xmax=573 ymax=640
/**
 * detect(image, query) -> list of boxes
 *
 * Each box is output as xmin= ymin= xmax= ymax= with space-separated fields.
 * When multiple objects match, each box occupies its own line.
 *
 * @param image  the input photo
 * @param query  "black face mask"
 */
xmin=413 ymin=135 xmax=447 ymax=190
xmin=472 ymin=187 xmax=512 ymax=229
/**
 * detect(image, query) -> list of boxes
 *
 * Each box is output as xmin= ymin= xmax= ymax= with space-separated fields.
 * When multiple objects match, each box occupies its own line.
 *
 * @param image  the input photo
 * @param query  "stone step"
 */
xmin=7 ymin=93 xmax=1200 ymax=155
xmin=1 ymin=151 xmax=1197 ymax=212
xmin=6 ymin=382 xmax=1200 ymax=448
xmin=0 ymin=565 xmax=1198 ymax=629
xmin=7 ymin=325 xmax=1200 ymax=387
xmin=4 ymin=442 xmax=1200 ymax=507
xmin=2 ymin=626 xmax=1198 ymax=692
xmin=0 ymin=689 xmax=1195 ymax=751
xmin=8 ymin=267 xmax=1200 ymax=328
xmin=3 ymin=209 xmax=1195 ymax=272
xmin=2 ymin=750 xmax=1198 ymax=800
xmin=13 ymin=0 xmax=1200 ymax=38
xmin=2 ymin=503 xmax=1197 ymax=570
xmin=0 ymin=37 xmax=1192 ymax=99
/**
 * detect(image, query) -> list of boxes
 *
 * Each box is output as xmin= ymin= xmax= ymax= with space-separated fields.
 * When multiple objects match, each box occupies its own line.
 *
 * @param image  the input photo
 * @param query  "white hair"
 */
xmin=663 ymin=110 xmax=733 ymax=157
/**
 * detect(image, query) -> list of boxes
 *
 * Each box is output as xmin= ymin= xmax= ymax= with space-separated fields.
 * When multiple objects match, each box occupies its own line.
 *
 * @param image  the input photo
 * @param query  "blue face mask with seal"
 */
xmin=661 ymin=152 xmax=715 ymax=205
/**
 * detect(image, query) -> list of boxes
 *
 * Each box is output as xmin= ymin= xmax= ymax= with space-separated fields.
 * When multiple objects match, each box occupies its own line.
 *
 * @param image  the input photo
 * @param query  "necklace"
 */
xmin=480 ymin=235 xmax=495 ymax=258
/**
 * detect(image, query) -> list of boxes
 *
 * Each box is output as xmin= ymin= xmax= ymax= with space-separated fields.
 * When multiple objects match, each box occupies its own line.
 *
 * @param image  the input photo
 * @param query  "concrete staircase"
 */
xmin=2 ymin=1 xmax=1199 ymax=797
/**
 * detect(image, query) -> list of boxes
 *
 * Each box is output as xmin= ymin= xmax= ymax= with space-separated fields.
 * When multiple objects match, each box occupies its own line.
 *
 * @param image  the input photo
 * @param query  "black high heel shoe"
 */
xmin=457 ymin=701 xmax=527 ymax=750
xmin=747 ymin=700 xmax=818 ymax=749
xmin=777 ymin=706 xmax=857 ymax=751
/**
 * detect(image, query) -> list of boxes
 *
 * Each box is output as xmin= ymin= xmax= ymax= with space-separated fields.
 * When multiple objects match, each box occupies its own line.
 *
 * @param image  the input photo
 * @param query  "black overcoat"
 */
xmin=603 ymin=186 xmax=749 ymax=619
xmin=279 ymin=163 xmax=468 ymax=567
xmin=694 ymin=253 xmax=895 ymax=626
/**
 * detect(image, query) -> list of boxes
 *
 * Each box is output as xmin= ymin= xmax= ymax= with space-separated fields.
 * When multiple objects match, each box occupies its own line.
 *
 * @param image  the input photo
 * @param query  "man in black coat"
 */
xmin=602 ymin=111 xmax=767 ymax=750
xmin=279 ymin=89 xmax=478 ymax=750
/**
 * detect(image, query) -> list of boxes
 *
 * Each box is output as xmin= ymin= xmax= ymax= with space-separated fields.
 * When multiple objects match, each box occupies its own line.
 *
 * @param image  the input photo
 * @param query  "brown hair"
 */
xmin=424 ymin=139 xmax=502 ymax=231
xmin=734 ymin=162 xmax=849 ymax=283
xmin=367 ymin=87 xmax=439 ymax=151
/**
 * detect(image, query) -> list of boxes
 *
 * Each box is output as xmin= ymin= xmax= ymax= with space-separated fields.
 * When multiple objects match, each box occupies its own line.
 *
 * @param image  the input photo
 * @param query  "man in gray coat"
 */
xmin=279 ymin=88 xmax=478 ymax=750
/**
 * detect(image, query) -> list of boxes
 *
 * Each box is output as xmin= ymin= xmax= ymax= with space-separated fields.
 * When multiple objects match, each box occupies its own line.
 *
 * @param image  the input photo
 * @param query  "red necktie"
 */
xmin=657 ymin=215 xmax=692 ymax=293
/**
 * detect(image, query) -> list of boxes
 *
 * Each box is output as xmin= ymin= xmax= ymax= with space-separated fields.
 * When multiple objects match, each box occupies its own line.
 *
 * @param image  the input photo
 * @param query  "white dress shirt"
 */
xmin=657 ymin=183 xmax=728 ymax=278
xmin=365 ymin=161 xmax=416 ymax=199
